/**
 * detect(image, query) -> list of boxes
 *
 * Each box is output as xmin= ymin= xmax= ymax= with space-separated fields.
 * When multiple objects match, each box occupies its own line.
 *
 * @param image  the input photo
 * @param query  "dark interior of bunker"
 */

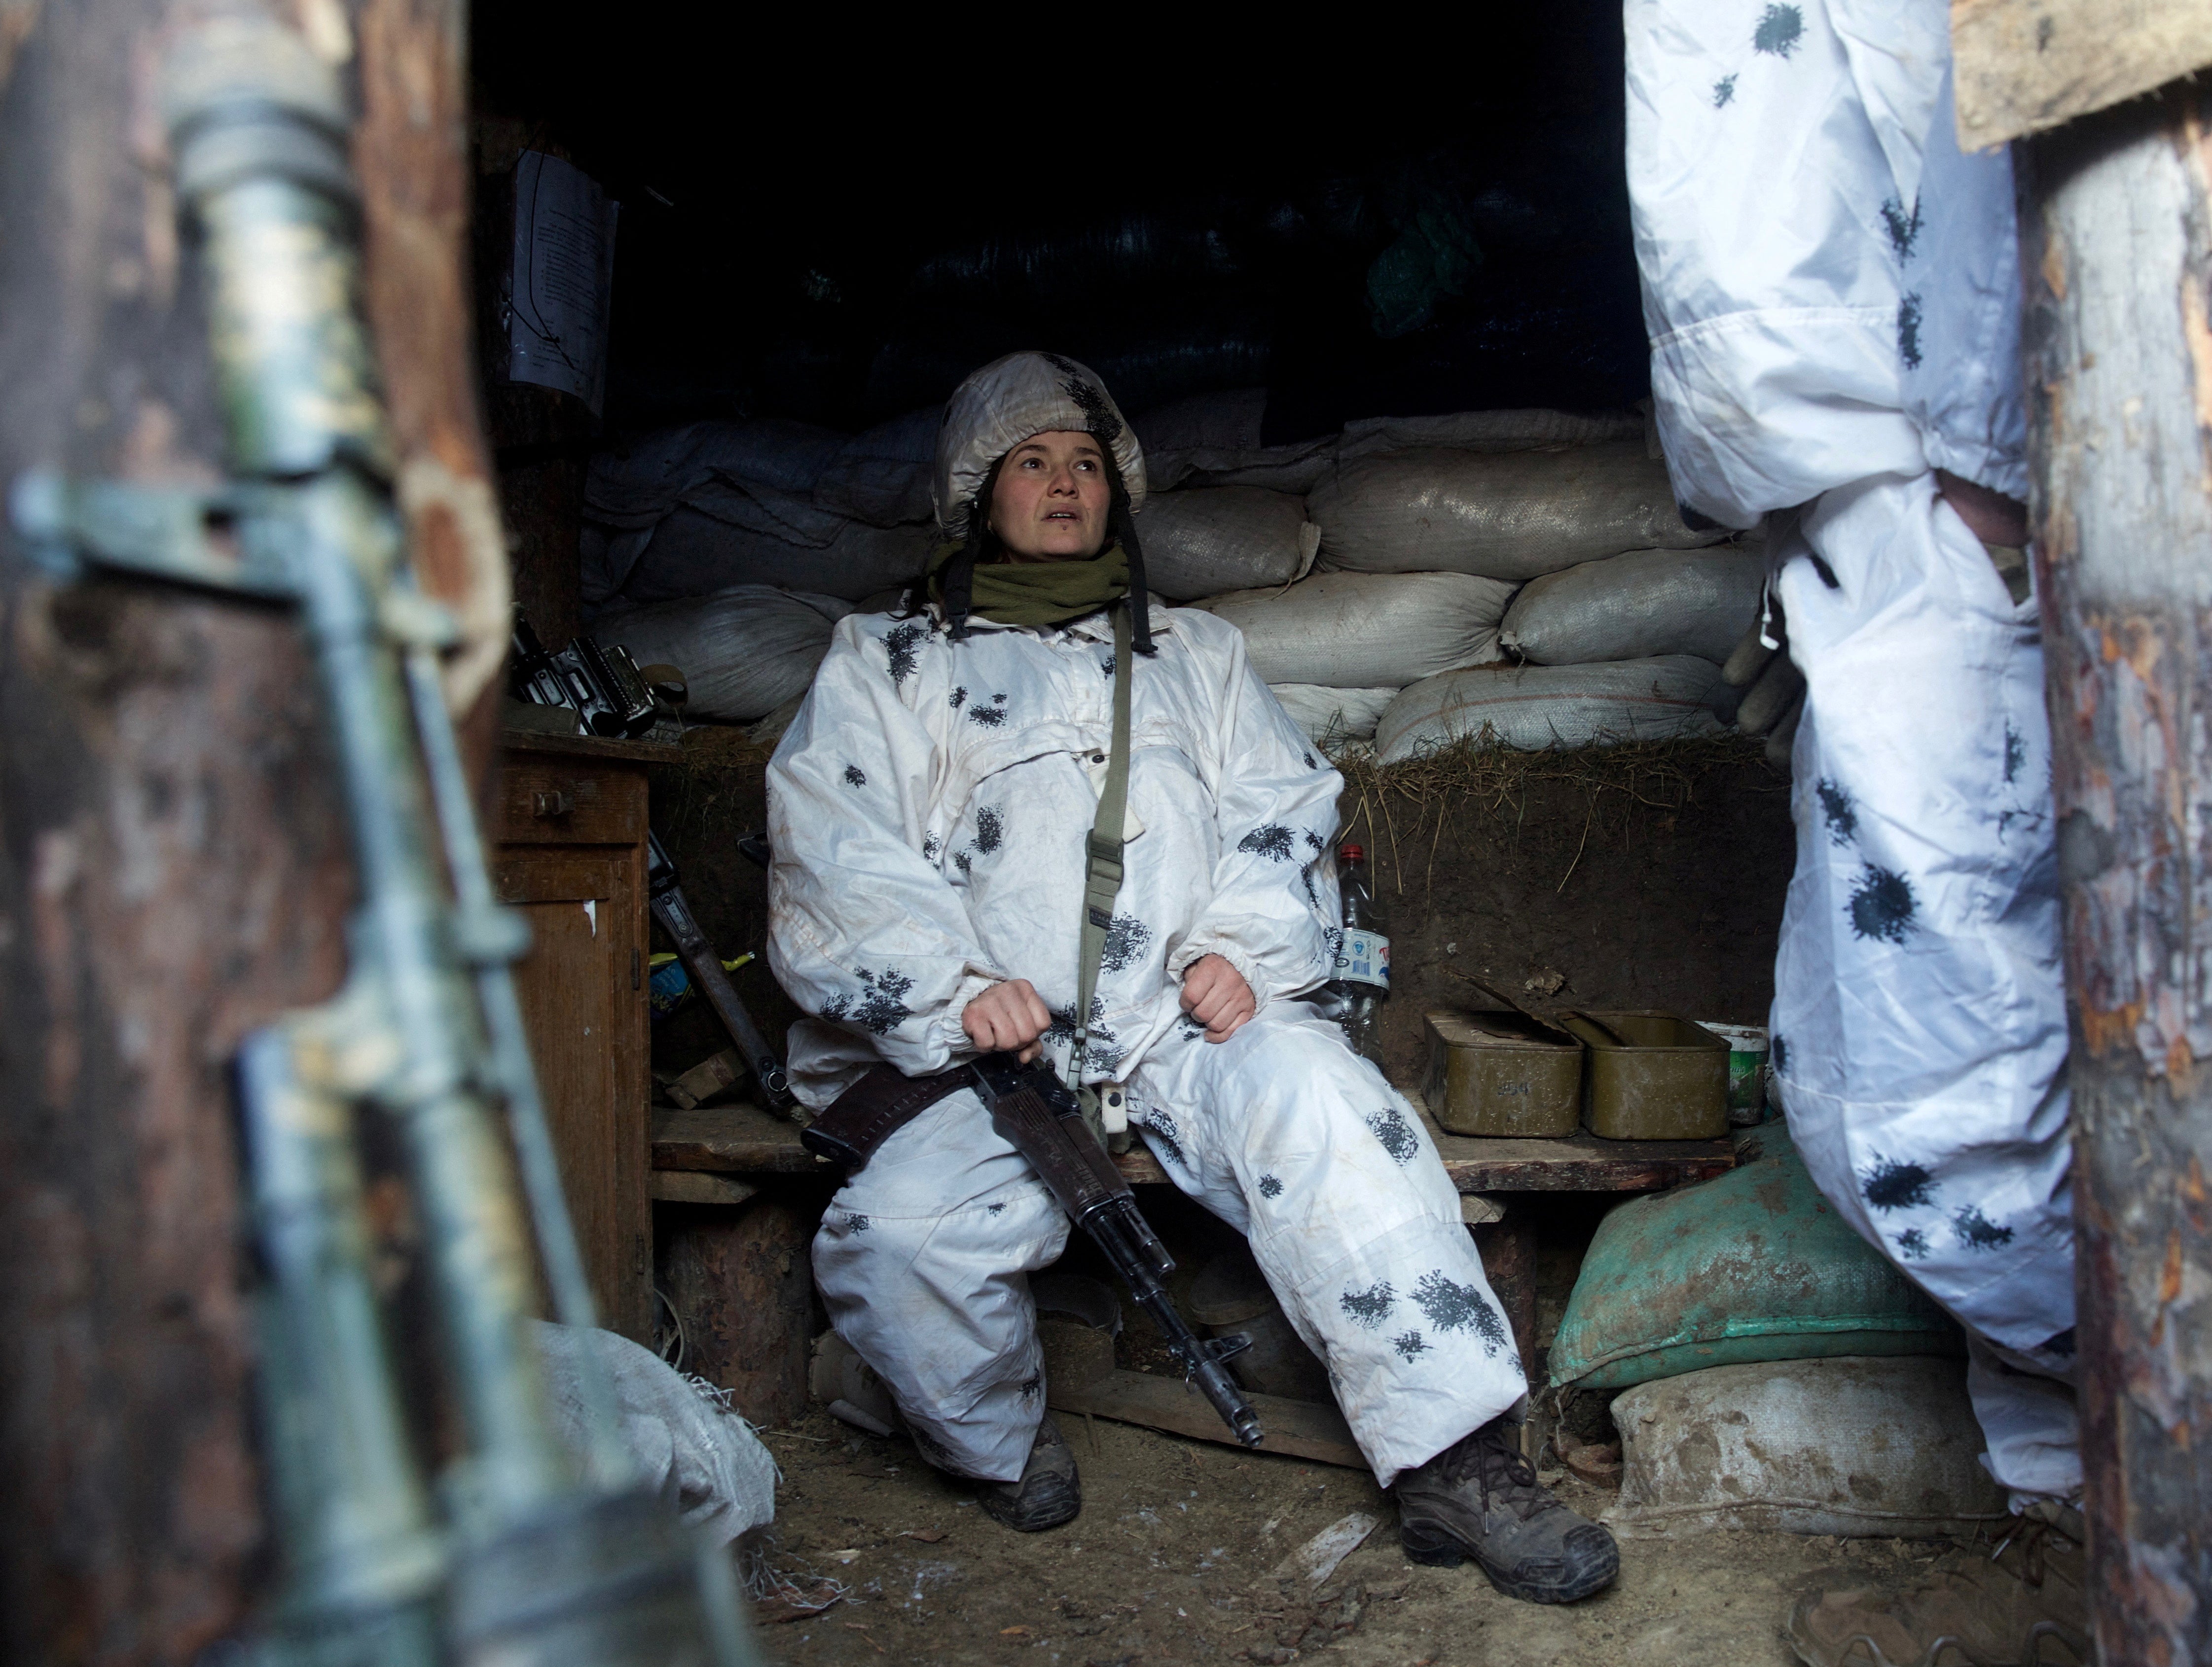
xmin=447 ymin=6 xmax=2029 ymax=1664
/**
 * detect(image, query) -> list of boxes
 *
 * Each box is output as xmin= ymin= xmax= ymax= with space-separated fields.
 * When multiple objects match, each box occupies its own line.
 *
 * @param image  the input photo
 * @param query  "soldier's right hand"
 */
xmin=962 ymin=978 xmax=1053 ymax=1064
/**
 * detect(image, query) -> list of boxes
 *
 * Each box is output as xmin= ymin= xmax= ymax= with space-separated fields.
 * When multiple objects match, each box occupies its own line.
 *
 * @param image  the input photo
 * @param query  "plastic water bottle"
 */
xmin=1334 ymin=843 xmax=1390 ymax=1060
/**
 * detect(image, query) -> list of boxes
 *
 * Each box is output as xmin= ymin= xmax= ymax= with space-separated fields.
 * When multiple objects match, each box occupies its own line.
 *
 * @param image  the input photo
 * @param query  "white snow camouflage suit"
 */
xmin=764 ymin=600 xmax=1527 ymax=1486
xmin=1628 ymin=0 xmax=2077 ymax=1502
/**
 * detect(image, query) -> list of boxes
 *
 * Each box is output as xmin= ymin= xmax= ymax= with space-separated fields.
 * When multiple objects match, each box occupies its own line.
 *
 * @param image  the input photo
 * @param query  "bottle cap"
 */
xmin=1338 ymin=843 xmax=1364 ymax=863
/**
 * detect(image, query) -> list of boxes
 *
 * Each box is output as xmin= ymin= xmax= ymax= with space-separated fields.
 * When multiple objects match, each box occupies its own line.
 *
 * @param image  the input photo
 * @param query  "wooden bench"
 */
xmin=651 ymin=1100 xmax=1736 ymax=1195
xmin=653 ymin=1098 xmax=1734 ymax=1451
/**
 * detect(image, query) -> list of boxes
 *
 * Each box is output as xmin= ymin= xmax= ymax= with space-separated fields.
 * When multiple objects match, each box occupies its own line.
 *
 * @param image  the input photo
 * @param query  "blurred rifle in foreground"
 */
xmin=13 ymin=18 xmax=753 ymax=1663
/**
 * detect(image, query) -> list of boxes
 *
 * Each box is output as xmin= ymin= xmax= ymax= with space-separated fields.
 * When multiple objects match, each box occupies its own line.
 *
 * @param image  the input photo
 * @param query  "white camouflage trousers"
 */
xmin=813 ymin=1011 xmax=1528 ymax=1487
xmin=1773 ymin=474 xmax=2079 ymax=1504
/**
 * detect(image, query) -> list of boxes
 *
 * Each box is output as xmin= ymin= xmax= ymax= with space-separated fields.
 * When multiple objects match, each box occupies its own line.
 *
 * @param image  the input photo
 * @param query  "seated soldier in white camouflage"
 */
xmin=763 ymin=351 xmax=1618 ymax=1605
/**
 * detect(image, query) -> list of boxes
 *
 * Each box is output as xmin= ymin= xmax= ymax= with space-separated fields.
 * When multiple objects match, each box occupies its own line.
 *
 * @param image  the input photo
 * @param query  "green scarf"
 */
xmin=929 ymin=541 xmax=1129 ymax=630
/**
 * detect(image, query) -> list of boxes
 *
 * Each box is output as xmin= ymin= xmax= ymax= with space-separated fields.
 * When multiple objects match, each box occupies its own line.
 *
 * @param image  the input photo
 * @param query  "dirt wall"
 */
xmin=646 ymin=730 xmax=1795 ymax=1091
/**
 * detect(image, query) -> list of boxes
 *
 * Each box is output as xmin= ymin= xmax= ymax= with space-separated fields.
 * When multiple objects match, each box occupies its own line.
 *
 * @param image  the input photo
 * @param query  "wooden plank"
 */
xmin=501 ymin=843 xmax=654 ymax=1342
xmin=1421 ymin=1119 xmax=1736 ymax=1194
xmin=1953 ymin=0 xmax=2212 ymax=150
xmin=1048 ymin=1369 xmax=1366 ymax=1471
xmin=653 ymin=1103 xmax=829 ymax=1175
xmin=650 ymin=1171 xmax=760 ymax=1206
xmin=652 ymin=1100 xmax=1735 ymax=1194
xmin=500 ymin=727 xmax=683 ymax=766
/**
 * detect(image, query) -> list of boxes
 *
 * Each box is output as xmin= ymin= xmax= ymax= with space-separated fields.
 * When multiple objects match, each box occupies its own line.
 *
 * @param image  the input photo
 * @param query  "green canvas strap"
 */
xmin=1070 ymin=602 xmax=1133 ymax=1103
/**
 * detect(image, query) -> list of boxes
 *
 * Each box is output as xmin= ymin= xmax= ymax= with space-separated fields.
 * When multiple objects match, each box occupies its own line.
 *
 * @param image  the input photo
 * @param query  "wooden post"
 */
xmin=2018 ymin=79 xmax=2212 ymax=1665
xmin=660 ymin=1198 xmax=822 ymax=1427
xmin=0 ymin=3 xmax=490 ymax=1660
xmin=1471 ymin=1217 xmax=1539 ymax=1375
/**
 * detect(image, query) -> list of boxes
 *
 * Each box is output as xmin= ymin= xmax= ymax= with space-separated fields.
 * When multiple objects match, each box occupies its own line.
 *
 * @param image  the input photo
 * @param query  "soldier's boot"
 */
xmin=1393 ymin=1414 xmax=1620 ymax=1603
xmin=1785 ymin=1505 xmax=2089 ymax=1667
xmin=976 ymin=1413 xmax=1081 ymax=1533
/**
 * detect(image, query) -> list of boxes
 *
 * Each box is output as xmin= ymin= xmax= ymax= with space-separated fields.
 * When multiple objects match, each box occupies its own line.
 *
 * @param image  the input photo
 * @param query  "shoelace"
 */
xmin=1990 ymin=1514 xmax=2080 ymax=1591
xmin=1441 ymin=1426 xmax=1554 ymax=1520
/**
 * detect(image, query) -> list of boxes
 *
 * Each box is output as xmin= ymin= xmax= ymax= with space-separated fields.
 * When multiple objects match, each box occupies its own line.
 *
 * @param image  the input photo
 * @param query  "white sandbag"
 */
xmin=1308 ymin=441 xmax=1723 ymax=582
xmin=580 ymin=523 xmax=659 ymax=606
xmin=1190 ymin=570 xmax=1513 ymax=690
xmin=529 ymin=1320 xmax=779 ymax=1546
xmin=1500 ymin=546 xmax=1765 ymax=666
xmin=1336 ymin=408 xmax=1645 ymax=457
xmin=585 ymin=418 xmax=848 ymax=529
xmin=1138 ymin=487 xmax=1317 ymax=600
xmin=811 ymin=408 xmax=939 ymax=527
xmin=1375 ymin=657 xmax=1724 ymax=759
xmin=596 ymin=586 xmax=853 ymax=723
xmin=1143 ymin=404 xmax=1645 ymax=497
xmin=1268 ymin=684 xmax=1398 ymax=745
xmin=1606 ymin=1357 xmax=2010 ymax=1540
xmin=620 ymin=503 xmax=934 ymax=605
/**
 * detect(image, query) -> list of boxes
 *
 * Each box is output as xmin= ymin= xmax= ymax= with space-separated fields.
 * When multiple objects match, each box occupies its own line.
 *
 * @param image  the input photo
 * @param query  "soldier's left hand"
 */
xmin=1181 ymin=954 xmax=1255 ymax=1043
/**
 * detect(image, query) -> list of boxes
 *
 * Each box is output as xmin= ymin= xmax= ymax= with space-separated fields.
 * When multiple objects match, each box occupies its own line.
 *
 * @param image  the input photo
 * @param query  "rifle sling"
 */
xmin=1071 ymin=603 xmax=1134 ymax=1106
xmin=800 ymin=1063 xmax=971 ymax=1171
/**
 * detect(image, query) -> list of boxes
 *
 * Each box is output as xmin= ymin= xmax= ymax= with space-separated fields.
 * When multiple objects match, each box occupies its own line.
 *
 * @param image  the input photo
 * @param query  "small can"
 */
xmin=1697 ymin=1021 xmax=1771 ymax=1125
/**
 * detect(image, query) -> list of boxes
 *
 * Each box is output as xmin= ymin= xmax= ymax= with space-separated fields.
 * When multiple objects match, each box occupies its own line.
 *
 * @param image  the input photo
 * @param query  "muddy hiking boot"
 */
xmin=1392 ymin=1416 xmax=1620 ymax=1603
xmin=975 ymin=1413 xmax=1081 ymax=1532
xmin=1785 ymin=1505 xmax=2089 ymax=1667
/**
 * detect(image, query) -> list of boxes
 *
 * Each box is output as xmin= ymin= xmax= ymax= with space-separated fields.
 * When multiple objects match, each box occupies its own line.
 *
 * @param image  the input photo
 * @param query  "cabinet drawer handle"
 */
xmin=532 ymin=789 xmax=574 ymax=819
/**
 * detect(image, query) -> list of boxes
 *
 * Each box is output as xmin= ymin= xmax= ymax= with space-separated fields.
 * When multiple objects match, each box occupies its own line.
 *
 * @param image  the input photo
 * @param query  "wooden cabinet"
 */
xmin=493 ymin=727 xmax=679 ymax=1344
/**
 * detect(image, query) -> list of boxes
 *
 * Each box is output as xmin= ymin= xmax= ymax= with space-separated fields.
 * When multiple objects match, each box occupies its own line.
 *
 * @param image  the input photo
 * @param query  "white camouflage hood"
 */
xmin=932 ymin=351 xmax=1150 ymax=539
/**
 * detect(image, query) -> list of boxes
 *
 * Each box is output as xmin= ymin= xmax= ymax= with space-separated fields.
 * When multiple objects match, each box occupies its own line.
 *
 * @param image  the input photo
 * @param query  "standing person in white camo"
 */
xmin=764 ymin=351 xmax=1618 ymax=1602
xmin=1628 ymin=3 xmax=2083 ymax=1658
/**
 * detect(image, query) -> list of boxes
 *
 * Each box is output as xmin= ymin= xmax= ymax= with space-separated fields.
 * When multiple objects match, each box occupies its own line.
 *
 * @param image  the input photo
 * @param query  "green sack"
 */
xmin=1549 ymin=1123 xmax=1961 ymax=1390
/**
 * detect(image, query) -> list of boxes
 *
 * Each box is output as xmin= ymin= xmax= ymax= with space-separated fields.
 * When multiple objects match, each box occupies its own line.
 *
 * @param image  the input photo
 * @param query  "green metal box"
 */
xmin=1421 ymin=1006 xmax=1584 ymax=1138
xmin=1559 ymin=1010 xmax=1729 ymax=1141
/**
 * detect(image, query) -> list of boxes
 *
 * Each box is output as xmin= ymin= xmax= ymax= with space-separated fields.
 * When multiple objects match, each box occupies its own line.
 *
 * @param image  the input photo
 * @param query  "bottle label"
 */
xmin=1337 ymin=929 xmax=1390 ymax=991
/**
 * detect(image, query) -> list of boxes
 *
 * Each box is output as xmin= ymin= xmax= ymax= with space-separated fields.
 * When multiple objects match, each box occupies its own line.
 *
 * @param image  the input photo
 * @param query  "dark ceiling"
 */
xmin=469 ymin=9 xmax=1647 ymax=442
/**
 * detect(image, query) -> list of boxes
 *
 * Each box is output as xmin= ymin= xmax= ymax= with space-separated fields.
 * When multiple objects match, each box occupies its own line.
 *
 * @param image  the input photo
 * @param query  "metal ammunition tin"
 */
xmin=1560 ymin=1010 xmax=1730 ymax=1140
xmin=1421 ymin=1007 xmax=1584 ymax=1138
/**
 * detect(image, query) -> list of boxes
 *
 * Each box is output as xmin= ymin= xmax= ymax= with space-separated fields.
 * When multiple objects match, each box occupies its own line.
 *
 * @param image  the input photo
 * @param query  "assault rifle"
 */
xmin=648 ymin=832 xmax=794 ymax=1113
xmin=11 ymin=19 xmax=754 ymax=1661
xmin=969 ymin=1053 xmax=1264 ymax=1449
xmin=510 ymin=612 xmax=658 ymax=740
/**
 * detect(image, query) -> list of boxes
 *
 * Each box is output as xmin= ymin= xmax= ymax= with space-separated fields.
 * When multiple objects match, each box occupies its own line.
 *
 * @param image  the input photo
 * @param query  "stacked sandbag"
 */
xmin=809 ymin=408 xmax=939 ymax=526
xmin=1139 ymin=487 xmax=1317 ymax=599
xmin=1139 ymin=393 xmax=1646 ymax=496
xmin=1191 ymin=570 xmax=1513 ymax=689
xmin=595 ymin=586 xmax=854 ymax=724
xmin=1375 ymin=657 xmax=1725 ymax=760
xmin=581 ymin=399 xmax=1755 ymax=755
xmin=1308 ymin=442 xmax=1723 ymax=583
xmin=584 ymin=410 xmax=942 ymax=606
xmin=1500 ymin=546 xmax=1764 ymax=666
xmin=1268 ymin=685 xmax=1399 ymax=745
xmin=1607 ymin=1357 xmax=2009 ymax=1540
xmin=611 ymin=499 xmax=934 ymax=606
xmin=1548 ymin=1122 xmax=1960 ymax=1390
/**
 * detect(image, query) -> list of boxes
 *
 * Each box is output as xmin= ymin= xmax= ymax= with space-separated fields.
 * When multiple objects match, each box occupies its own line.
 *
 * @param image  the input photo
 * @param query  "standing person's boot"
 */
xmin=1785 ymin=1505 xmax=2087 ymax=1667
xmin=1393 ymin=1415 xmax=1620 ymax=1602
xmin=974 ymin=1413 xmax=1081 ymax=1532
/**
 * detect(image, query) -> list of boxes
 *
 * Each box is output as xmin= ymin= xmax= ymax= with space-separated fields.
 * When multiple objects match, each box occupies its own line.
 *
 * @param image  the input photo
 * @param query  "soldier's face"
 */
xmin=989 ymin=431 xmax=1111 ymax=562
